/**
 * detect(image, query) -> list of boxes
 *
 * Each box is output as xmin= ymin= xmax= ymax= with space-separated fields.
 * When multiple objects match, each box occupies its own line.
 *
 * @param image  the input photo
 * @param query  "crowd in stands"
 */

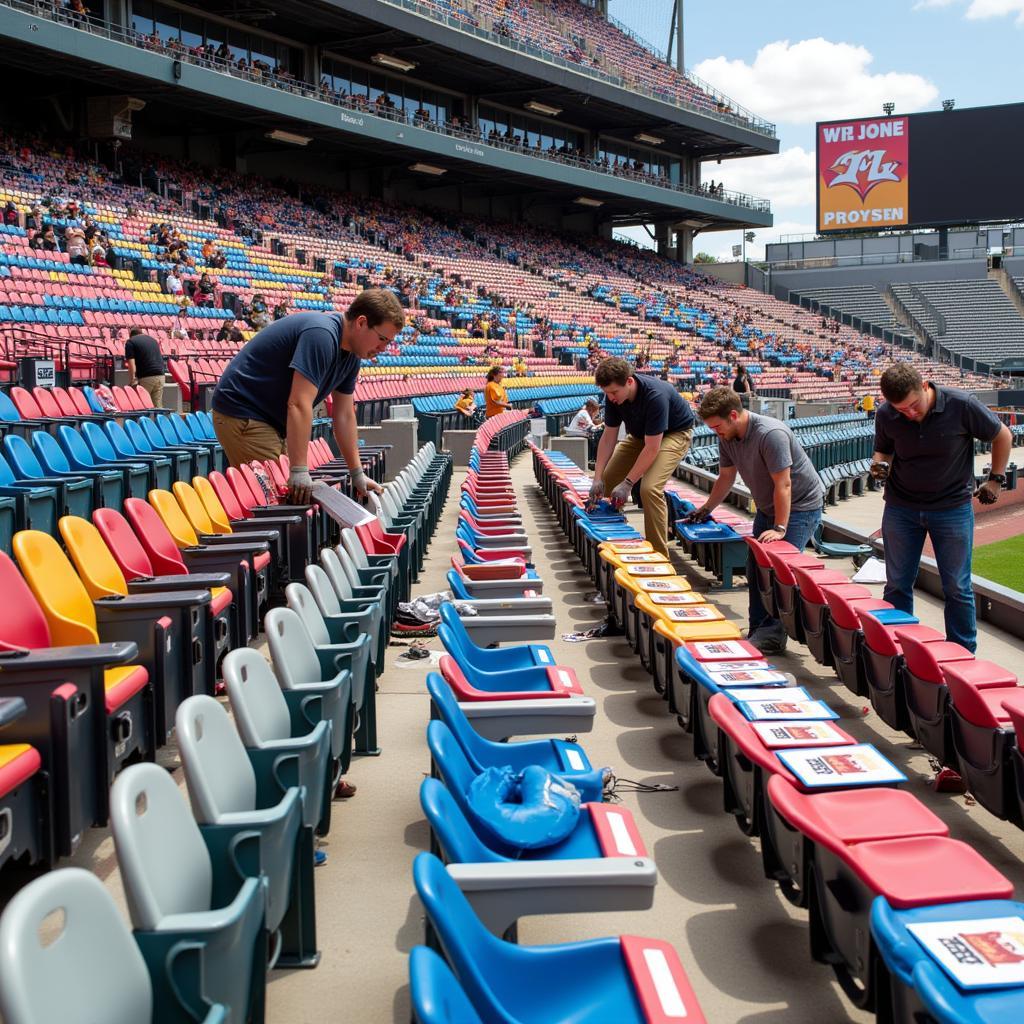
xmin=0 ymin=128 xmax=1002 ymax=420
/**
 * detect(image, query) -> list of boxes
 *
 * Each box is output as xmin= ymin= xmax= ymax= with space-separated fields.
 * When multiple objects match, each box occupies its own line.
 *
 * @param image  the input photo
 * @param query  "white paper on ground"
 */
xmin=852 ymin=556 xmax=888 ymax=584
xmin=906 ymin=917 xmax=1024 ymax=989
xmin=311 ymin=481 xmax=377 ymax=528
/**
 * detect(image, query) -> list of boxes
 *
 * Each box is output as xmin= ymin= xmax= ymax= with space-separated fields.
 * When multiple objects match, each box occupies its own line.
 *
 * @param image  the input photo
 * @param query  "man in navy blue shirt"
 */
xmin=872 ymin=363 xmax=1011 ymax=652
xmin=213 ymin=288 xmax=404 ymax=502
xmin=588 ymin=357 xmax=696 ymax=557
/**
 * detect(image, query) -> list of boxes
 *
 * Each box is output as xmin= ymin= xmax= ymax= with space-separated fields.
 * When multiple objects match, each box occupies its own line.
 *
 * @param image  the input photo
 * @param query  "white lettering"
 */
xmin=455 ymin=142 xmax=485 ymax=158
xmin=340 ymin=112 xmax=365 ymax=127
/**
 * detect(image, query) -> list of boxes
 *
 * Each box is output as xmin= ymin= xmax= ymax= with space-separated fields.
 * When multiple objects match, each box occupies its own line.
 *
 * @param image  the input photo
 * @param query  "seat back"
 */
xmin=104 ymin=420 xmax=141 ymax=459
xmin=424 ymin=673 xmax=487 ymax=771
xmin=0 ymin=868 xmax=153 ymax=1024
xmin=0 ymin=452 xmax=21 ymax=488
xmin=80 ymin=421 xmax=121 ymax=464
xmin=175 ymin=695 xmax=257 ymax=822
xmin=140 ymin=418 xmax=169 ymax=452
xmin=68 ymin=389 xmax=94 ymax=417
xmin=56 ymin=425 xmax=98 ymax=469
xmin=408 ymin=946 xmax=485 ymax=1024
xmin=12 ymin=530 xmax=99 ymax=645
xmin=320 ymin=547 xmax=357 ymax=600
xmin=340 ymin=527 xmax=370 ymax=571
xmin=124 ymin=418 xmax=155 ymax=454
xmin=240 ymin=465 xmax=272 ymax=508
xmin=0 ymin=551 xmax=53 ymax=651
xmin=264 ymin=606 xmax=324 ymax=687
xmin=109 ymin=762 xmax=213 ymax=930
xmin=172 ymin=481 xmax=217 ymax=535
xmin=0 ymin=390 xmax=24 ymax=423
xmin=31 ymin=431 xmax=74 ymax=475
xmin=283 ymin=583 xmax=331 ymax=647
xmin=148 ymin=489 xmax=201 ymax=547
xmin=191 ymin=476 xmax=233 ymax=533
xmin=31 ymin=388 xmax=63 ymax=420
xmin=425 ymin=720 xmax=480 ymax=804
xmin=305 ymin=564 xmax=344 ymax=618
xmin=208 ymin=471 xmax=248 ymax=520
xmin=58 ymin=516 xmax=129 ymax=599
xmin=411 ymin=853 xmax=509 ymax=1022
xmin=123 ymin=498 xmax=189 ymax=575
xmin=11 ymin=388 xmax=44 ymax=419
xmin=93 ymin=507 xmax=156 ymax=580
xmin=222 ymin=648 xmax=291 ymax=746
xmin=420 ymin=777 xmax=502 ymax=865
xmin=225 ymin=466 xmax=260 ymax=513
xmin=51 ymin=388 xmax=80 ymax=418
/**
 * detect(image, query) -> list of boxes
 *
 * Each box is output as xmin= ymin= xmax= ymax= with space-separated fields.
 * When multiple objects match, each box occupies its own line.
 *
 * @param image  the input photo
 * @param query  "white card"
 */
xmin=752 ymin=721 xmax=852 ymax=748
xmin=628 ymin=564 xmax=674 ymax=575
xmin=776 ymin=744 xmax=905 ymax=786
xmin=740 ymin=699 xmax=840 ymax=722
xmin=907 ymin=917 xmax=1024 ymax=989
xmin=663 ymin=606 xmax=721 ymax=621
xmin=638 ymin=579 xmax=686 ymax=591
xmin=688 ymin=640 xmax=757 ymax=660
xmin=649 ymin=593 xmax=704 ymax=605
xmin=709 ymin=668 xmax=790 ymax=687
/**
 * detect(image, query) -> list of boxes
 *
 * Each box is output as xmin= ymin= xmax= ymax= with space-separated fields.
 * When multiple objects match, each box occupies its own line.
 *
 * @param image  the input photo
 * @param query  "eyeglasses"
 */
xmin=371 ymin=327 xmax=393 ymax=345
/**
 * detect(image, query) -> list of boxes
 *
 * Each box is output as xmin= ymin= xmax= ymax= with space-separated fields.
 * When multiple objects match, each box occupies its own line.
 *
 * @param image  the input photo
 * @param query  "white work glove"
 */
xmin=351 ymin=468 xmax=382 ymax=497
xmin=287 ymin=465 xmax=313 ymax=504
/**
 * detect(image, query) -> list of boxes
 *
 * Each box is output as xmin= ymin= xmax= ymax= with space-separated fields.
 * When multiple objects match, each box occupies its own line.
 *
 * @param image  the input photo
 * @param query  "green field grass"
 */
xmin=972 ymin=534 xmax=1024 ymax=592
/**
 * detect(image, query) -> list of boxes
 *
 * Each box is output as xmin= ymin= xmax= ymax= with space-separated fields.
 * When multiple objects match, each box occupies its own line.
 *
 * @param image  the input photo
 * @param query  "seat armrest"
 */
xmin=0 ymin=641 xmax=138 ymax=670
xmin=94 ymin=590 xmax=211 ymax=613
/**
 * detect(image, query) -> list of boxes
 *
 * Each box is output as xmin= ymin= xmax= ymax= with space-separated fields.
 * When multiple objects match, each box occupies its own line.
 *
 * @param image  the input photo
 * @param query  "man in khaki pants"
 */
xmin=124 ymin=327 xmax=165 ymax=407
xmin=588 ymin=358 xmax=695 ymax=558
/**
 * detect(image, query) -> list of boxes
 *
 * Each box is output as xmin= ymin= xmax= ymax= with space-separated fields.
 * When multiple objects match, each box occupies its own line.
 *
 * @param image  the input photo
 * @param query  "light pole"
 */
xmin=743 ymin=230 xmax=755 ymax=262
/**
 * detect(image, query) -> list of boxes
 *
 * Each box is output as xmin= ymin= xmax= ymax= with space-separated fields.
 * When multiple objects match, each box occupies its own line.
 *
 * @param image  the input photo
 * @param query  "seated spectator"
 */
xmin=3 ymin=201 xmax=17 ymax=225
xmin=66 ymin=227 xmax=89 ymax=265
xmin=193 ymin=272 xmax=217 ymax=307
xmin=565 ymin=397 xmax=602 ymax=437
xmin=453 ymin=388 xmax=477 ymax=419
xmin=164 ymin=267 xmax=183 ymax=296
xmin=216 ymin=318 xmax=244 ymax=344
xmin=90 ymin=239 xmax=108 ymax=267
xmin=273 ymin=301 xmax=289 ymax=321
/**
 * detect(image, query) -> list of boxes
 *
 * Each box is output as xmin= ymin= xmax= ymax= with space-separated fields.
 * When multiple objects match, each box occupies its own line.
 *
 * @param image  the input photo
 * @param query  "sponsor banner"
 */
xmin=776 ymin=743 xmax=906 ymax=787
xmin=907 ymin=917 xmax=1024 ymax=988
xmin=818 ymin=116 xmax=909 ymax=231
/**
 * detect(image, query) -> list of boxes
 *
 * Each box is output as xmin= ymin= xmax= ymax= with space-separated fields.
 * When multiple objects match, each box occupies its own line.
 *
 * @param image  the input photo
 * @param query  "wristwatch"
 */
xmin=988 ymin=473 xmax=1006 ymax=485
xmin=773 ymin=524 xmax=788 ymax=533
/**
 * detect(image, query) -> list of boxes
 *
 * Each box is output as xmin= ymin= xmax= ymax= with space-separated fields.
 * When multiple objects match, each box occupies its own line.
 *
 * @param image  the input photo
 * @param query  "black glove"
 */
xmin=869 ymin=461 xmax=890 ymax=482
xmin=975 ymin=480 xmax=1000 ymax=505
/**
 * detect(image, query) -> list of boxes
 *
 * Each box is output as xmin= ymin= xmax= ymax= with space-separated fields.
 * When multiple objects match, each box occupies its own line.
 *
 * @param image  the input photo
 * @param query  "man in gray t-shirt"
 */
xmin=686 ymin=387 xmax=824 ymax=653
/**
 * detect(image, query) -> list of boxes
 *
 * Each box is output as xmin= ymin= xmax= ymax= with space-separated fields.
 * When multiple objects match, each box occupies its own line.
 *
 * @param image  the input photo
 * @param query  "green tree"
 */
xmin=694 ymin=252 xmax=717 ymax=264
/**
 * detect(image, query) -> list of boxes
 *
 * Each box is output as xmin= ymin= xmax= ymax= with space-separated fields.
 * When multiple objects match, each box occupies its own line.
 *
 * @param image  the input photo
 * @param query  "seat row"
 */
xmin=533 ymin=445 xmax=1024 ymax=1024
xmin=0 ymin=440 xmax=454 ymax=1021
xmin=408 ymin=442 xmax=708 ymax=1024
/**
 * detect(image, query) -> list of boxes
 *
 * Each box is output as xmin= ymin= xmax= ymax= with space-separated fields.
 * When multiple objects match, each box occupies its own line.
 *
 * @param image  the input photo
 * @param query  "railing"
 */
xmin=0 ymin=0 xmax=771 ymax=215
xmin=764 ymin=249 xmax=990 ymax=271
xmin=908 ymin=286 xmax=947 ymax=337
xmin=376 ymin=0 xmax=776 ymax=138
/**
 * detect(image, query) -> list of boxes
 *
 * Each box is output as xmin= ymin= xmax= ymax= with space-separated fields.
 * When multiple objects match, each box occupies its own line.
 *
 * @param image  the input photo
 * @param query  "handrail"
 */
xmin=908 ymin=285 xmax=947 ymax=337
xmin=0 ymin=0 xmax=771 ymax=214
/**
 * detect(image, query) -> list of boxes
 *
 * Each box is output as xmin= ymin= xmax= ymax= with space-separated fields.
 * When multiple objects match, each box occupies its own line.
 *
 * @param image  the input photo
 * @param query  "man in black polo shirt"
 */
xmin=124 ymin=327 xmax=166 ymax=408
xmin=872 ymin=363 xmax=1011 ymax=652
xmin=588 ymin=357 xmax=695 ymax=557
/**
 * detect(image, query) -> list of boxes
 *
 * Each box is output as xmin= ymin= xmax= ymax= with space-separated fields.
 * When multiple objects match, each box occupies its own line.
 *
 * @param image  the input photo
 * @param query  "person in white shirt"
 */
xmin=165 ymin=269 xmax=183 ymax=296
xmin=565 ymin=398 xmax=601 ymax=436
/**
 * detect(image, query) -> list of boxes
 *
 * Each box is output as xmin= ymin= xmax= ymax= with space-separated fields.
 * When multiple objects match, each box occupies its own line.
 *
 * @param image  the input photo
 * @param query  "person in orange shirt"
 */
xmin=484 ymin=365 xmax=511 ymax=418
xmin=454 ymin=388 xmax=477 ymax=419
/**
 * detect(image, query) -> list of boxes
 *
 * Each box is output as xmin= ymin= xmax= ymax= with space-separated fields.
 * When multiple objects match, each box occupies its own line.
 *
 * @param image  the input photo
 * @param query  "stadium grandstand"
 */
xmin=0 ymin=2 xmax=1023 ymax=1024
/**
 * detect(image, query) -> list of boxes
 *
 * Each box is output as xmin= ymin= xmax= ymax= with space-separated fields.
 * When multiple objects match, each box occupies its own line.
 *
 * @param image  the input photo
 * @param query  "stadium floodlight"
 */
xmin=882 ymin=102 xmax=895 ymax=116
xmin=942 ymin=99 xmax=956 ymax=111
xmin=573 ymin=196 xmax=603 ymax=207
xmin=634 ymin=132 xmax=665 ymax=146
xmin=372 ymin=53 xmax=417 ymax=73
xmin=524 ymin=100 xmax=562 ymax=117
xmin=265 ymin=130 xmax=311 ymax=146
xmin=409 ymin=162 xmax=447 ymax=176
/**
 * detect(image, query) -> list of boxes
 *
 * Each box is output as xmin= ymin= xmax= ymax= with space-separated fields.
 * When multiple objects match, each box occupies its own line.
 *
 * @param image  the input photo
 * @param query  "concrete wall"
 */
xmin=695 ymin=261 xmax=746 ymax=285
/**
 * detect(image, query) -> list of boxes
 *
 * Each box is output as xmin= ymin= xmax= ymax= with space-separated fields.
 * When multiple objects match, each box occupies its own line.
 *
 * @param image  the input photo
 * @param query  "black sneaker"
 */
xmin=750 ymin=630 xmax=787 ymax=655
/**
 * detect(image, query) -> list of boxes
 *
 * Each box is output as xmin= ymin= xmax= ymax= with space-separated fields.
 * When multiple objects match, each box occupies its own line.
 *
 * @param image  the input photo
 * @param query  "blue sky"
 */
xmin=607 ymin=0 xmax=1024 ymax=259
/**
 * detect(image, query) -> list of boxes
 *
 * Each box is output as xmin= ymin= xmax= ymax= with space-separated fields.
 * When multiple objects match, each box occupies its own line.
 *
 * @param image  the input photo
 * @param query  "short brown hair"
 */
xmin=879 ymin=363 xmax=923 ymax=402
xmin=699 ymin=386 xmax=742 ymax=420
xmin=594 ymin=357 xmax=634 ymax=387
xmin=486 ymin=366 xmax=503 ymax=382
xmin=346 ymin=287 xmax=405 ymax=330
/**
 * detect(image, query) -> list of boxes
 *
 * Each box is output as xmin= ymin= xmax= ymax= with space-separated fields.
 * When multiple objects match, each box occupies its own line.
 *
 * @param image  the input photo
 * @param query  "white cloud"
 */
xmin=694 ymin=38 xmax=939 ymax=125
xmin=694 ymin=218 xmax=818 ymax=264
xmin=703 ymin=146 xmax=815 ymax=212
xmin=965 ymin=0 xmax=1024 ymax=22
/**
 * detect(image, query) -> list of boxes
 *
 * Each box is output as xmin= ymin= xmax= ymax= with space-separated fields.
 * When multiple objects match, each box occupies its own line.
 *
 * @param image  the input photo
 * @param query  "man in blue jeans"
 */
xmin=872 ymin=363 xmax=1011 ymax=653
xmin=689 ymin=387 xmax=825 ymax=654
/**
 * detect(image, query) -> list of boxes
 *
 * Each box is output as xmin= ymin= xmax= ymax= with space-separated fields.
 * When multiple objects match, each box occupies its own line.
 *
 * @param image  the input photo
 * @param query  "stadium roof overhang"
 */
xmin=278 ymin=0 xmax=780 ymax=160
xmin=0 ymin=5 xmax=772 ymax=232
